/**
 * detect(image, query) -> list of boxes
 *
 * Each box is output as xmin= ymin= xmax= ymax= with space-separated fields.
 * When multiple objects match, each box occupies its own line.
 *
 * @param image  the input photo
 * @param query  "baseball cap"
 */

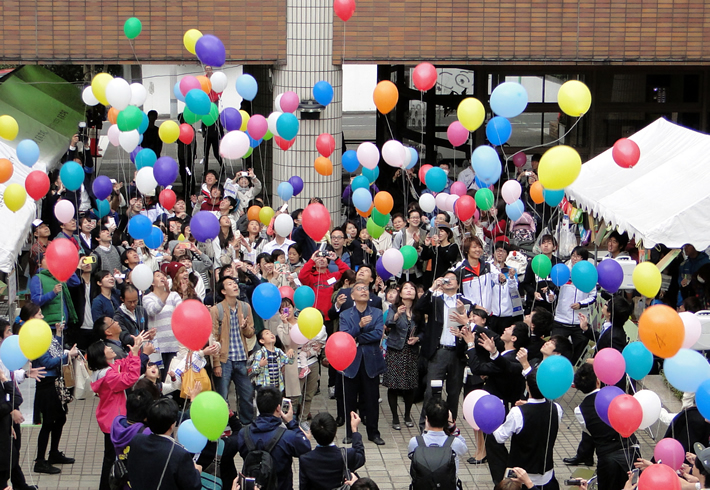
xmin=694 ymin=442 xmax=710 ymax=473
xmin=31 ymin=219 xmax=45 ymax=231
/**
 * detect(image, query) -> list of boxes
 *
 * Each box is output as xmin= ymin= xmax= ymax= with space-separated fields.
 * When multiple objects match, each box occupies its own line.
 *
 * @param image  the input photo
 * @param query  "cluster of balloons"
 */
xmin=462 ymin=390 xmax=505 ymax=433
xmin=0 ymin=318 xmax=53 ymax=371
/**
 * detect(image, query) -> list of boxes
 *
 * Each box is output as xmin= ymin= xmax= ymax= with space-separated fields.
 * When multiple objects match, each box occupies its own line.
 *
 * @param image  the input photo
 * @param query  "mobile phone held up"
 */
xmin=281 ymin=397 xmax=291 ymax=415
xmin=563 ymin=479 xmax=583 ymax=486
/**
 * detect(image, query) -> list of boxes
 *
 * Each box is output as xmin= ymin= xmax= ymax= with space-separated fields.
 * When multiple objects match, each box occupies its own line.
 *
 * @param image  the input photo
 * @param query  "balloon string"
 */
xmin=127 ymin=39 xmax=141 ymax=66
xmin=502 ymin=115 xmax=584 ymax=165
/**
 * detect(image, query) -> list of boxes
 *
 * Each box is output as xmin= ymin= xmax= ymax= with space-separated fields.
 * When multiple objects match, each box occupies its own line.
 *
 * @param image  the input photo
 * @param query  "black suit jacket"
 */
xmin=467 ymin=349 xmax=526 ymax=406
xmin=415 ymin=290 xmax=473 ymax=360
xmin=328 ymin=289 xmax=383 ymax=320
xmin=584 ymin=323 xmax=627 ymax=354
xmin=127 ymin=433 xmax=202 ymax=490
xmin=299 ymin=432 xmax=366 ymax=490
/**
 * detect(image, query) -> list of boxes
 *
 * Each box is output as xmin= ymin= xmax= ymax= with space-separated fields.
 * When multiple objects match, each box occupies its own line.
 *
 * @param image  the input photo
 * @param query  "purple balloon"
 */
xmin=219 ymin=108 xmax=242 ymax=132
xmin=92 ymin=175 xmax=113 ymax=201
xmin=376 ymin=257 xmax=392 ymax=281
xmin=195 ymin=35 xmax=226 ymax=67
xmin=594 ymin=386 xmax=624 ymax=426
xmin=153 ymin=156 xmax=179 ymax=187
xmin=288 ymin=176 xmax=304 ymax=196
xmin=190 ymin=211 xmax=220 ymax=242
xmin=473 ymin=394 xmax=506 ymax=434
xmin=597 ymin=258 xmax=624 ymax=293
xmin=129 ymin=145 xmax=143 ymax=164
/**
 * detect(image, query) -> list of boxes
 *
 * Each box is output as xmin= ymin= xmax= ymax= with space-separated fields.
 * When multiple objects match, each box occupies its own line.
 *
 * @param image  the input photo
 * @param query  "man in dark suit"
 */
xmin=579 ymin=297 xmax=632 ymax=355
xmin=340 ymin=281 xmax=387 ymax=445
xmin=328 ymin=264 xmax=382 ymax=319
xmin=299 ymin=411 xmax=365 ymax=489
xmin=524 ymin=307 xmax=554 ymax=362
xmin=127 ymin=399 xmax=202 ymax=490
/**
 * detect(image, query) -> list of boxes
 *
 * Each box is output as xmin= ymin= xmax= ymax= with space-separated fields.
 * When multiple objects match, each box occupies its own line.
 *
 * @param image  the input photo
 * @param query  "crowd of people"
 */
xmin=0 ymin=133 xmax=708 ymax=490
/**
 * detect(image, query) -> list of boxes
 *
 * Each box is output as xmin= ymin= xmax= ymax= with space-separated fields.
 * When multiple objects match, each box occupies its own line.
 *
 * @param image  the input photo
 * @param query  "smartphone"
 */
xmin=241 ymin=171 xmax=249 ymax=177
xmin=631 ymin=468 xmax=639 ymax=485
xmin=81 ymin=256 xmax=96 ymax=265
xmin=282 ymin=307 xmax=290 ymax=316
xmin=281 ymin=397 xmax=291 ymax=414
xmin=238 ymin=474 xmax=256 ymax=490
xmin=107 ymin=217 xmax=116 ymax=228
xmin=279 ymin=203 xmax=288 ymax=213
xmin=507 ymin=469 xmax=517 ymax=479
xmin=431 ymin=380 xmax=443 ymax=399
xmin=563 ymin=480 xmax=582 ymax=486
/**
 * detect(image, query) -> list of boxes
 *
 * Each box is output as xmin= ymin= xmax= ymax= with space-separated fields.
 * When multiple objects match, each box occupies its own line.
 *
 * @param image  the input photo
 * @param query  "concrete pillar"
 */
xmin=272 ymin=0 xmax=343 ymax=225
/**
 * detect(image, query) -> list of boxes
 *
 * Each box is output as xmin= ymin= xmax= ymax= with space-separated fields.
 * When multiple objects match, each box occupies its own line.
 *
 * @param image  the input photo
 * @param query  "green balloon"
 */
xmin=116 ymin=106 xmax=143 ymax=132
xmin=123 ymin=17 xmax=142 ymax=40
xmin=475 ymin=188 xmax=495 ymax=211
xmin=201 ymin=103 xmax=219 ymax=126
xmin=191 ymin=391 xmax=229 ymax=440
xmin=366 ymin=218 xmax=385 ymax=239
xmin=372 ymin=208 xmax=390 ymax=227
xmin=263 ymin=129 xmax=273 ymax=141
xmin=400 ymin=245 xmax=418 ymax=270
xmin=531 ymin=254 xmax=552 ymax=278
xmin=183 ymin=107 xmax=201 ymax=125
xmin=244 ymin=147 xmax=253 ymax=158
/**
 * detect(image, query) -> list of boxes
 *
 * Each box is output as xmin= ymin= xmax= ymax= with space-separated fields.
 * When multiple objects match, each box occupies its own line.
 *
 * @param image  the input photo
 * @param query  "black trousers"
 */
xmin=419 ymin=348 xmax=464 ymax=430
xmin=10 ymin=422 xmax=28 ymax=489
xmin=343 ymin=360 xmax=380 ymax=439
xmin=575 ymin=431 xmax=595 ymax=460
xmin=486 ymin=433 xmax=509 ymax=484
xmin=551 ymin=322 xmax=589 ymax=365
xmin=100 ymin=432 xmax=115 ymax=490
xmin=598 ymin=448 xmax=640 ymax=490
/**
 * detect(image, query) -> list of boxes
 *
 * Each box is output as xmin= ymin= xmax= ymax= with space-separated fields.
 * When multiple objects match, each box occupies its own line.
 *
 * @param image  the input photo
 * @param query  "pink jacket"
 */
xmin=90 ymin=354 xmax=141 ymax=433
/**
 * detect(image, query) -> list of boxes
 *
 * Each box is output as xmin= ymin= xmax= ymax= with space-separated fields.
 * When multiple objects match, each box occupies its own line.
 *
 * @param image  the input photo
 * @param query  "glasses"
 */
xmin=353 ymin=286 xmax=368 ymax=292
xmin=331 ymin=235 xmax=344 ymax=240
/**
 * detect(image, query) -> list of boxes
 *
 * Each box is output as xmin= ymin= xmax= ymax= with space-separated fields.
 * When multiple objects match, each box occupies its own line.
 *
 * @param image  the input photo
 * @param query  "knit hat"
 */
xmin=162 ymin=261 xmax=183 ymax=281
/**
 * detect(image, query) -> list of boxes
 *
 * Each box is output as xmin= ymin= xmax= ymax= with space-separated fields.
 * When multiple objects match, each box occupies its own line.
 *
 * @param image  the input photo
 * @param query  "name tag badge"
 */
xmin=326 ymin=277 xmax=336 ymax=285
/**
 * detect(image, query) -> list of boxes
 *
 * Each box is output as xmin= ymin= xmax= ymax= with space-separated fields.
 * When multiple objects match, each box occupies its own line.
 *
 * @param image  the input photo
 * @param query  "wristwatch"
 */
xmin=467 ymin=341 xmax=475 ymax=348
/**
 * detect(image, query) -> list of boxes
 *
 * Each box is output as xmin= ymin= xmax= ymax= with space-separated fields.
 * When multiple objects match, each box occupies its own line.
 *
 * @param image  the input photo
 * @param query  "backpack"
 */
xmin=109 ymin=426 xmax=149 ymax=490
xmin=201 ymin=439 xmax=225 ymax=490
xmin=241 ymin=426 xmax=286 ymax=490
xmin=409 ymin=435 xmax=458 ymax=490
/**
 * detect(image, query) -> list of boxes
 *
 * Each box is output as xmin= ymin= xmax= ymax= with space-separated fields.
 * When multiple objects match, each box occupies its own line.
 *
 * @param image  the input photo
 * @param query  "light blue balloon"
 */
xmin=622 ymin=342 xmax=654 ymax=381
xmin=664 ymin=349 xmax=710 ymax=393
xmin=252 ymin=283 xmax=281 ymax=319
xmin=544 ymin=188 xmax=565 ymax=207
xmin=276 ymin=113 xmax=299 ymax=141
xmin=536 ymin=355 xmax=574 ymax=399
xmin=342 ymin=150 xmax=359 ymax=173
xmin=505 ymin=199 xmax=524 ymax=221
xmin=696 ymin=379 xmax=710 ymax=420
xmin=550 ymin=263 xmax=571 ymax=287
xmin=425 ymin=167 xmax=447 ymax=192
xmin=277 ymin=182 xmax=294 ymax=201
xmin=59 ymin=161 xmax=84 ymax=191
xmin=406 ymin=148 xmax=419 ymax=169
xmin=351 ymin=175 xmax=369 ymax=191
xmin=294 ymin=286 xmax=315 ymax=310
xmin=17 ymin=139 xmax=40 ymax=167
xmin=486 ymin=116 xmax=513 ymax=146
xmin=185 ymin=89 xmax=211 ymax=116
xmin=138 ymin=112 xmax=149 ymax=134
xmin=236 ymin=74 xmax=258 ymax=101
xmin=95 ymin=199 xmax=111 ymax=219
xmin=313 ymin=80 xmax=334 ymax=106
xmin=471 ymin=145 xmax=501 ymax=185
xmin=362 ymin=166 xmax=379 ymax=184
xmin=135 ymin=148 xmax=157 ymax=169
xmin=173 ymin=82 xmax=186 ymax=102
xmin=571 ymin=261 xmax=598 ymax=293
xmin=352 ymin=188 xmax=373 ymax=212
xmin=0 ymin=335 xmax=27 ymax=371
xmin=144 ymin=226 xmax=164 ymax=249
xmin=490 ymin=82 xmax=528 ymax=118
xmin=177 ymin=420 xmax=208 ymax=453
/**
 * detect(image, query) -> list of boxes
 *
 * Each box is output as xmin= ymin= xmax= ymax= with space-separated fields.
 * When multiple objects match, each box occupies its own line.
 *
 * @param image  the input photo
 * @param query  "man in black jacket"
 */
xmin=520 ymin=234 xmax=560 ymax=314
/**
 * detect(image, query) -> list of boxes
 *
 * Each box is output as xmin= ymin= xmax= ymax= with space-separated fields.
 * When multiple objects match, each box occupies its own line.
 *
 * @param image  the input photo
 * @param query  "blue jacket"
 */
xmin=340 ymin=305 xmax=386 ymax=379
xmin=32 ymin=337 xmax=69 ymax=377
xmin=91 ymin=289 xmax=121 ymax=323
xmin=29 ymin=271 xmax=81 ymax=325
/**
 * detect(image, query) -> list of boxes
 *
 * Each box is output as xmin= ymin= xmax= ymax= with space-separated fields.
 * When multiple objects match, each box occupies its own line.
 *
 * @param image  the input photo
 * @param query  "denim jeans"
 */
xmin=216 ymin=360 xmax=254 ymax=425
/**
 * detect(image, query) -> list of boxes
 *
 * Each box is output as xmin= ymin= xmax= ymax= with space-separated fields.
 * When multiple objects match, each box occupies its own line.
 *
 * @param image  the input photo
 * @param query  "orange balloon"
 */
xmin=108 ymin=107 xmax=119 ymax=125
xmin=0 ymin=158 xmax=13 ymax=184
xmin=530 ymin=181 xmax=544 ymax=204
xmin=373 ymin=81 xmax=399 ymax=115
xmin=197 ymin=76 xmax=212 ymax=94
xmin=638 ymin=304 xmax=684 ymax=358
xmin=247 ymin=205 xmax=262 ymax=221
xmin=373 ymin=191 xmax=394 ymax=214
xmin=357 ymin=203 xmax=374 ymax=218
xmin=314 ymin=156 xmax=333 ymax=176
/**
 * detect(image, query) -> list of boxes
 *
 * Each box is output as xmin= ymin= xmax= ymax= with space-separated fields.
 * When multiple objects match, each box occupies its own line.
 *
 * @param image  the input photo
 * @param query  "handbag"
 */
xmin=178 ymin=352 xmax=212 ymax=399
xmin=55 ymin=375 xmax=74 ymax=407
xmin=201 ymin=439 xmax=225 ymax=490
xmin=62 ymin=363 xmax=75 ymax=388
xmin=73 ymin=354 xmax=92 ymax=400
xmin=331 ymin=447 xmax=351 ymax=490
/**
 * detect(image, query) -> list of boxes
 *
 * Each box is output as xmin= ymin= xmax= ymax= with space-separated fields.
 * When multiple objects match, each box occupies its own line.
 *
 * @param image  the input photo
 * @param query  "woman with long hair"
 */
xmin=213 ymin=215 xmax=238 ymax=268
xmin=170 ymin=265 xmax=199 ymax=300
xmin=240 ymin=219 xmax=265 ymax=263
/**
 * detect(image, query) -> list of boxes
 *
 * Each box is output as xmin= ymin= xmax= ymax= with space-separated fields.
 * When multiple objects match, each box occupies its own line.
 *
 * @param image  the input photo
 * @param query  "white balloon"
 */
xmin=357 ymin=142 xmax=380 ymax=170
xmin=107 ymin=125 xmax=121 ymax=146
xmin=105 ymin=78 xmax=132 ymax=111
xmin=463 ymin=389 xmax=489 ymax=430
xmin=219 ymin=131 xmax=251 ymax=160
xmin=210 ymin=72 xmax=228 ymax=93
xmin=382 ymin=140 xmax=406 ymax=168
xmin=131 ymin=263 xmax=154 ymax=291
xmin=435 ymin=192 xmax=450 ymax=210
xmin=82 ymin=86 xmax=99 ymax=106
xmin=402 ymin=146 xmax=412 ymax=168
xmin=54 ymin=200 xmax=75 ymax=224
xmin=633 ymin=389 xmax=662 ymax=430
xmin=274 ymin=214 xmax=294 ymax=238
xmin=445 ymin=194 xmax=459 ymax=212
xmin=382 ymin=249 xmax=404 ymax=275
xmin=290 ymin=324 xmax=308 ymax=345
xmin=680 ymin=311 xmax=702 ymax=349
xmin=129 ymin=83 xmax=147 ymax=107
xmin=119 ymin=130 xmax=140 ymax=152
xmin=274 ymin=94 xmax=283 ymax=112
xmin=419 ymin=193 xmax=436 ymax=213
xmin=136 ymin=167 xmax=157 ymax=196
xmin=267 ymin=112 xmax=282 ymax=138
xmin=501 ymin=180 xmax=522 ymax=205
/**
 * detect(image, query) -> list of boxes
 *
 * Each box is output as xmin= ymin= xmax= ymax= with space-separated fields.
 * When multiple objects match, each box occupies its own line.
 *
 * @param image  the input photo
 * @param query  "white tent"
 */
xmin=566 ymin=118 xmax=710 ymax=249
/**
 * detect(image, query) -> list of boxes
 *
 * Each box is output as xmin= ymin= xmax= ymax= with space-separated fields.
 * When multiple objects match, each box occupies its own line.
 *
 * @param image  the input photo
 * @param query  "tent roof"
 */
xmin=566 ymin=118 xmax=710 ymax=250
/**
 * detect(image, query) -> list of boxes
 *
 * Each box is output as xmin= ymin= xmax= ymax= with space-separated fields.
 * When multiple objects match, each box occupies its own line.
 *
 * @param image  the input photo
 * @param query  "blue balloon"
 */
xmin=95 ymin=199 xmax=111 ymax=219
xmin=313 ymin=80 xmax=334 ymax=106
xmin=425 ymin=167 xmax=447 ymax=192
xmin=664 ymin=349 xmax=710 ymax=393
xmin=486 ymin=116 xmax=513 ymax=146
xmin=490 ymin=82 xmax=528 ymax=118
xmin=594 ymin=386 xmax=624 ymax=426
xmin=154 ymin=156 xmax=179 ymax=187
xmin=622 ymin=342 xmax=654 ymax=381
xmin=138 ymin=112 xmax=149 ymax=134
xmin=361 ymin=166 xmax=379 ymax=184
xmin=351 ymin=175 xmax=369 ymax=191
xmin=17 ymin=139 xmax=40 ymax=167
xmin=471 ymin=146 xmax=502 ymax=185
xmin=185 ymin=89 xmax=211 ymax=116
xmin=276 ymin=113 xmax=299 ymax=141
xmin=696 ymin=379 xmax=710 ymax=420
xmin=144 ymin=226 xmax=164 ymax=249
xmin=219 ymin=107 xmax=242 ymax=132
xmin=474 ymin=176 xmax=487 ymax=189
xmin=277 ymin=182 xmax=294 ymax=201
xmin=252 ymin=283 xmax=281 ymax=319
xmin=173 ymin=82 xmax=186 ymax=102
xmin=543 ymin=188 xmax=565 ymax=207
xmin=236 ymin=74 xmax=258 ymax=101
xmin=342 ymin=150 xmax=360 ymax=173
xmin=352 ymin=188 xmax=373 ymax=212
xmin=537 ymin=355 xmax=574 ymax=399
xmin=135 ymin=148 xmax=157 ymax=169
xmin=177 ymin=420 xmax=208 ymax=454
xmin=406 ymin=148 xmax=419 ymax=169
xmin=505 ymin=199 xmax=525 ymax=221
xmin=550 ymin=263 xmax=571 ymax=287
xmin=293 ymin=286 xmax=315 ymax=310
xmin=59 ymin=161 xmax=84 ymax=191
xmin=248 ymin=133 xmax=262 ymax=148
xmin=0 ymin=335 xmax=27 ymax=371
xmin=127 ymin=215 xmax=152 ymax=240
xmin=571 ymin=261 xmax=598 ymax=293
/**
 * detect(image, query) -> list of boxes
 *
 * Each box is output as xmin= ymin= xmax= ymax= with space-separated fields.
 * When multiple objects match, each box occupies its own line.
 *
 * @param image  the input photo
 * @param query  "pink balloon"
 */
xmin=382 ymin=248 xmax=404 ymax=275
xmin=654 ymin=438 xmax=685 ymax=471
xmin=680 ymin=311 xmax=702 ymax=349
xmin=593 ymin=348 xmax=626 ymax=385
xmin=280 ymin=91 xmax=300 ymax=113
xmin=412 ymin=62 xmax=438 ymax=91
xmin=462 ymin=389 xmax=488 ymax=430
xmin=290 ymin=324 xmax=309 ymax=345
xmin=512 ymin=152 xmax=527 ymax=167
xmin=474 ymin=209 xmax=480 ymax=221
xmin=357 ymin=142 xmax=380 ymax=170
xmin=108 ymin=125 xmax=120 ymax=147
xmin=247 ymin=114 xmax=268 ymax=140
xmin=179 ymin=76 xmax=201 ymax=96
xmin=501 ymin=180 xmax=522 ymax=204
xmin=447 ymin=121 xmax=469 ymax=147
xmin=445 ymin=194 xmax=459 ymax=212
xmin=54 ymin=200 xmax=75 ymax=224
xmin=450 ymin=181 xmax=467 ymax=197
xmin=435 ymin=192 xmax=449 ymax=211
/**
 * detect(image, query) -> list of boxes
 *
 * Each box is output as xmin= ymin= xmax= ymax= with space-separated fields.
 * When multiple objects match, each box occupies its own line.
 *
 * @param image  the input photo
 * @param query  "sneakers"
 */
xmin=47 ymin=451 xmax=75 ymax=465
xmin=34 ymin=459 xmax=61 ymax=474
xmin=299 ymin=366 xmax=311 ymax=379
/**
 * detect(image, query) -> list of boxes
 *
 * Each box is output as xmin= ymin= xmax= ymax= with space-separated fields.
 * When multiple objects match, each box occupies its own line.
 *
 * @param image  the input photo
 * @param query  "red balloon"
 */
xmin=612 ymin=138 xmax=640 ymax=169
xmin=25 ymin=171 xmax=50 ymax=200
xmin=325 ymin=332 xmax=357 ymax=371
xmin=455 ymin=195 xmax=477 ymax=221
xmin=279 ymin=286 xmax=295 ymax=302
xmin=412 ymin=62 xmax=438 ymax=91
xmin=274 ymin=136 xmax=296 ymax=151
xmin=302 ymin=203 xmax=331 ymax=242
xmin=171 ymin=299 xmax=212 ymax=351
xmin=638 ymin=463 xmax=681 ymax=490
xmin=608 ymin=394 xmax=643 ymax=438
xmin=418 ymin=164 xmax=433 ymax=183
xmin=179 ymin=123 xmax=194 ymax=144
xmin=45 ymin=238 xmax=80 ymax=282
xmin=316 ymin=133 xmax=336 ymax=158
xmin=159 ymin=189 xmax=177 ymax=211
xmin=333 ymin=0 xmax=355 ymax=21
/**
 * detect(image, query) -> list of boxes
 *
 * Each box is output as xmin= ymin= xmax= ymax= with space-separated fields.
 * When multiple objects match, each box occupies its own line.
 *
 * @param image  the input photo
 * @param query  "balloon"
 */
xmin=571 ymin=260 xmax=598 ymax=293
xmin=314 ymin=157 xmax=333 ymax=176
xmin=18 ymin=319 xmax=52 ymax=360
xmin=633 ymin=389 xmax=662 ymax=429
xmin=664 ymin=349 xmax=710 ymax=393
xmin=557 ymin=80 xmax=592 ymax=117
xmin=177 ymin=419 xmax=208 ymax=453
xmin=595 ymin=386 xmax=625 ymax=426
xmin=177 ymin=124 xmax=194 ymax=145
xmin=173 ymin=81 xmax=187 ymax=103
xmin=638 ymin=460 xmax=681 ymax=490
xmin=633 ymin=261 xmax=662 ymax=298
xmin=183 ymin=28 xmax=203 ymax=54
xmin=153 ymin=157 xmax=179 ymax=187
xmin=247 ymin=206 xmax=261 ymax=222
xmin=486 ymin=116 xmax=513 ymax=146
xmin=191 ymin=391 xmax=229 ymax=440
xmin=88 ymin=176 xmax=112 ymax=203
xmin=543 ymin=188 xmax=565 ymax=207
xmin=179 ymin=76 xmax=201 ymax=97
xmin=425 ymin=167 xmax=447 ymax=193
xmin=0 ymin=115 xmax=18 ymax=141
xmin=501 ymin=180 xmax=522 ymax=205
xmin=252 ymin=283 xmax=281 ymax=320
xmin=512 ymin=152 xmax=527 ymax=167
xmin=612 ymin=138 xmax=641 ymax=169
xmin=597 ymin=258 xmax=624 ymax=293
xmin=394 ymin=245 xmax=417 ymax=271
xmin=157 ymin=120 xmax=179 ymax=144
xmin=267 ymin=111 xmax=282 ymax=138
xmin=608 ymin=394 xmax=642 ymax=437
xmin=371 ymin=191 xmax=393 ymax=215
xmin=195 ymin=35 xmax=226 ymax=67
xmin=288 ymin=176 xmax=304 ymax=196
xmin=117 ymin=106 xmax=143 ymax=133
xmin=191 ymin=211 xmax=220 ymax=242
xmin=457 ymin=98 xmax=485 ymax=132
xmin=325 ymin=332 xmax=357 ymax=371
xmin=382 ymin=249 xmax=404 ymax=276
xmin=352 ymin=188 xmax=373 ymax=212
xmin=505 ymin=200 xmax=525 ymax=221
xmin=473 ymin=394 xmax=506 ymax=434
xmin=697 ymin=379 xmax=710 ymax=422
xmin=107 ymin=125 xmax=121 ymax=147
xmin=445 ymin=194 xmax=459 ymax=213
xmin=202 ymin=104 xmax=220 ymax=128
xmin=82 ymin=86 xmax=100 ymax=107
xmin=312 ymin=81 xmax=334 ymax=107
xmin=135 ymin=148 xmax=157 ymax=170
xmin=219 ymin=131 xmax=251 ymax=160
xmin=445 ymin=121 xmax=469 ymax=147
xmin=475 ymin=188 xmax=495 ymax=211
xmin=185 ymin=89 xmax=211 ymax=116
xmin=537 ymin=355 xmax=574 ymax=399
xmin=373 ymin=81 xmax=398 ymax=114
xmin=652 ymin=438 xmax=685 ymax=472
xmin=135 ymin=167 xmax=157 ymax=195
xmin=638 ymin=304 xmax=683 ymax=358
xmin=622 ymin=342 xmax=654 ymax=381
xmin=357 ymin=142 xmax=380 ymax=170
xmin=277 ymin=182 xmax=294 ymax=202
xmin=16 ymin=139 xmax=40 ymax=167
xmin=130 ymin=263 xmax=152 ymax=291
xmin=417 ymin=194 xmax=435 ymax=214
xmin=529 ymin=181 xmax=544 ymax=204
xmin=594 ymin=348 xmax=626 ymax=385
xmin=362 ymin=166 xmax=379 ymax=184
xmin=236 ymin=74 xmax=258 ymax=101
xmin=289 ymin=324 xmax=309 ymax=345
xmin=274 ymin=136 xmax=295 ymax=151
xmin=0 ymin=159 xmax=13 ymax=183
xmin=273 ymin=214 xmax=294 ymax=238
xmin=59 ymin=161 xmax=84 ymax=191
xmin=333 ymin=0 xmax=356 ymax=21
xmin=531 ymin=254 xmax=552 ymax=278
xmin=45 ymin=238 xmax=79 ymax=284
xmin=247 ymin=115 xmax=268 ymax=141
xmin=91 ymin=73 xmax=113 ymax=106
xmin=298 ymin=307 xmax=324 ymax=340
xmin=376 ymin=257 xmax=393 ymax=281
xmin=94 ymin=199 xmax=110 ymax=219
xmin=471 ymin=146 xmax=501 ymax=185
xmin=293 ymin=286 xmax=316 ymax=311
xmin=381 ymin=140 xmax=406 ymax=168
xmin=462 ymin=389 xmax=489 ymax=430
xmin=276 ymin=113 xmax=299 ymax=141
xmin=280 ymin=91 xmax=300 ymax=113
xmin=366 ymin=219 xmax=385 ymax=239
xmin=455 ymin=195 xmax=477 ymax=221
xmin=159 ymin=189 xmax=176 ymax=211
xmin=127 ymin=216 xmax=152 ymax=241
xmin=342 ymin=150 xmax=359 ymax=173
xmin=680 ymin=311 xmax=702 ymax=349
xmin=302 ymin=203 xmax=331 ymax=241
xmin=25 ymin=170 xmax=50 ymax=200
xmin=196 ymin=75 xmax=212 ymax=94
xmin=490 ymin=82 xmax=528 ymax=118
xmin=129 ymin=146 xmax=143 ymax=164
xmin=106 ymin=77 xmax=132 ymax=111
xmin=0 ymin=335 xmax=27 ymax=371
xmin=171 ymin=299 xmax=212 ymax=351
xmin=218 ymin=108 xmax=241 ymax=133
xmin=412 ymin=62 xmax=437 ymax=91
xmin=130 ymin=83 xmax=147 ymax=106
xmin=144 ymin=226 xmax=164 ymax=250
xmin=351 ymin=175 xmax=369 ymax=192
xmin=450 ymin=181 xmax=467 ymax=197
xmin=369 ymin=209 xmax=388 ymax=229
xmin=538 ymin=146 xmax=582 ymax=190
xmin=259 ymin=206 xmax=275 ymax=227
xmin=550 ymin=263 xmax=571 ymax=287
xmin=406 ymin=147 xmax=419 ymax=169
xmin=54 ymin=200 xmax=75 ymax=224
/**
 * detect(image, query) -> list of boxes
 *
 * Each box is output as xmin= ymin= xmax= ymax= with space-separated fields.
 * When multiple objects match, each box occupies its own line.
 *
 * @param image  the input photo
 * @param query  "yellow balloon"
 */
xmin=633 ymin=262 xmax=662 ymax=298
xmin=4 ymin=183 xmax=26 ymax=213
xmin=259 ymin=206 xmax=274 ymax=226
xmin=19 ymin=318 xmax=53 ymax=360
xmin=0 ymin=115 xmax=19 ymax=141
xmin=239 ymin=110 xmax=250 ymax=132
xmin=159 ymin=120 xmax=180 ymax=144
xmin=558 ymin=80 xmax=592 ymax=117
xmin=183 ymin=29 xmax=203 ymax=55
xmin=457 ymin=97 xmax=485 ymax=132
xmin=91 ymin=73 xmax=114 ymax=106
xmin=538 ymin=145 xmax=582 ymax=190
xmin=297 ymin=307 xmax=324 ymax=339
